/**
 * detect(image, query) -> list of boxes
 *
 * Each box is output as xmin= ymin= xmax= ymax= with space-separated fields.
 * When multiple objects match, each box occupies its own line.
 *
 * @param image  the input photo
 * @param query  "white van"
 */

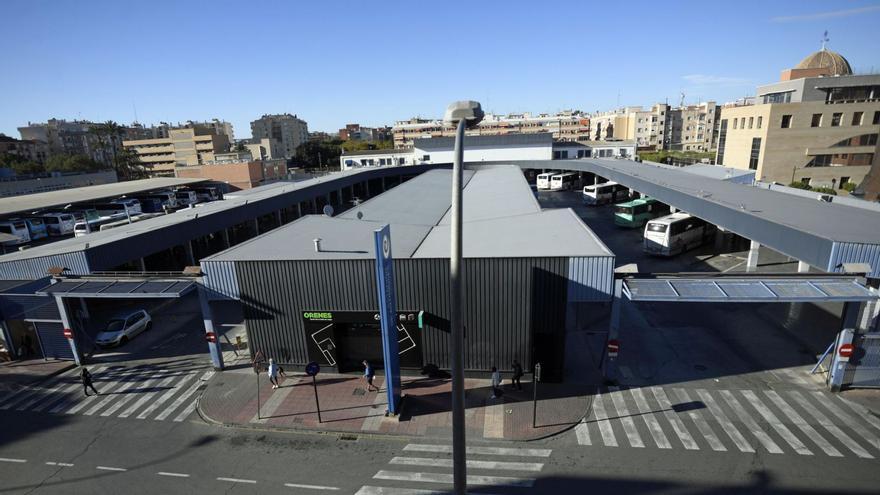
xmin=643 ymin=212 xmax=715 ymax=256
xmin=41 ymin=213 xmax=77 ymax=236
xmin=582 ymin=182 xmax=625 ymax=205
xmin=550 ymin=172 xmax=579 ymax=191
xmin=112 ymin=198 xmax=142 ymax=215
xmin=0 ymin=220 xmax=32 ymax=245
xmin=536 ymin=171 xmax=559 ymax=190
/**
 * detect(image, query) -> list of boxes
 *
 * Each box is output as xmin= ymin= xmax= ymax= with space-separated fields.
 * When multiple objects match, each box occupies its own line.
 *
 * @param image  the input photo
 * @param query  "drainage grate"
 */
xmin=338 ymin=434 xmax=358 ymax=441
xmin=352 ymin=388 xmax=366 ymax=396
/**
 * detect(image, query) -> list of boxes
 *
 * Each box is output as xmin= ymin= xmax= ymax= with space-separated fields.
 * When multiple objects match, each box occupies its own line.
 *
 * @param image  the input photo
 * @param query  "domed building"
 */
xmin=793 ymin=48 xmax=853 ymax=76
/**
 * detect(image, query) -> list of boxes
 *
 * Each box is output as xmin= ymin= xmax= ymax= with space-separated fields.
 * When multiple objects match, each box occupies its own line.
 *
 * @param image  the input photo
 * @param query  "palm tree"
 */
xmin=90 ymin=120 xmax=126 ymax=178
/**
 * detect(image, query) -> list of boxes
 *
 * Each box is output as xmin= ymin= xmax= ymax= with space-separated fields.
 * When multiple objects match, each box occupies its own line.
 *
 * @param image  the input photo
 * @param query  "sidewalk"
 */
xmin=0 ymin=358 xmax=75 ymax=393
xmin=198 ymin=368 xmax=593 ymax=441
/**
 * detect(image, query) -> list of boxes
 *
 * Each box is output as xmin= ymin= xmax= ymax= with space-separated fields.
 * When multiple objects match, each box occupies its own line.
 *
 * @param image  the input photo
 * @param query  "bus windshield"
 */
xmin=647 ymin=223 xmax=667 ymax=233
xmin=615 ymin=205 xmax=632 ymax=215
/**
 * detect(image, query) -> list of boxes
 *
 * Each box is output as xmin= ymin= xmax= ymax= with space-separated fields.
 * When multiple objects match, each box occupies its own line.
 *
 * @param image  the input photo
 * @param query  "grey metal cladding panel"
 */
xmin=0 ymin=294 xmax=60 ymax=320
xmin=811 ymin=281 xmax=873 ymax=298
xmin=132 ymin=281 xmax=176 ymax=293
xmin=763 ymin=281 xmax=825 ymax=299
xmin=830 ymin=242 xmax=880 ymax=278
xmin=715 ymin=282 xmax=776 ymax=299
xmin=74 ymin=281 xmax=115 ymax=293
xmin=201 ymin=261 xmax=240 ymax=300
xmin=568 ymin=256 xmax=615 ymax=302
xmin=627 ymin=280 xmax=678 ymax=298
xmin=0 ymin=252 xmax=90 ymax=280
xmin=42 ymin=281 xmax=88 ymax=294
xmin=164 ymin=281 xmax=194 ymax=294
xmin=669 ymin=280 xmax=726 ymax=299
xmin=396 ymin=258 xmax=449 ymax=368
xmin=106 ymin=281 xmax=145 ymax=293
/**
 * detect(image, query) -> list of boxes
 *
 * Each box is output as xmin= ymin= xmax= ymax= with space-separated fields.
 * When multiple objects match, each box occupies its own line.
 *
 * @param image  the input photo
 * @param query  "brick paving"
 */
xmin=198 ymin=368 xmax=593 ymax=441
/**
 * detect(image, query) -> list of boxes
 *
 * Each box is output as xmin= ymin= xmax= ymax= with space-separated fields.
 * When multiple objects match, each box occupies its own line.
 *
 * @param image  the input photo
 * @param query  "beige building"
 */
xmin=250 ymin=114 xmax=309 ymax=159
xmin=591 ymin=102 xmax=719 ymax=152
xmin=391 ymin=111 xmax=590 ymax=148
xmin=123 ymin=126 xmax=230 ymax=177
xmin=716 ymin=47 xmax=880 ymax=193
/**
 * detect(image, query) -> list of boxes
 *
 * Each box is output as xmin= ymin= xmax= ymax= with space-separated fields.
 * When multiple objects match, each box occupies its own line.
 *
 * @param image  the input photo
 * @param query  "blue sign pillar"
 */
xmin=374 ymin=224 xmax=401 ymax=414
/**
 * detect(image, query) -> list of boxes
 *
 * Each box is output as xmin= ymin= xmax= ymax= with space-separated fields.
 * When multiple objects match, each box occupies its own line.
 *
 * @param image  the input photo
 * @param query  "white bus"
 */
xmin=643 ymin=212 xmax=715 ymax=256
xmin=536 ymin=171 xmax=559 ymax=190
xmin=0 ymin=220 xmax=31 ymax=246
xmin=550 ymin=172 xmax=579 ymax=191
xmin=41 ymin=213 xmax=77 ymax=236
xmin=582 ymin=182 xmax=626 ymax=205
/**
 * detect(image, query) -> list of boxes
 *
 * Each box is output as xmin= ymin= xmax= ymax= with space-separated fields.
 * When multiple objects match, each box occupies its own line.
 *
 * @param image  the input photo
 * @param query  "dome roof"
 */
xmin=794 ymin=49 xmax=853 ymax=75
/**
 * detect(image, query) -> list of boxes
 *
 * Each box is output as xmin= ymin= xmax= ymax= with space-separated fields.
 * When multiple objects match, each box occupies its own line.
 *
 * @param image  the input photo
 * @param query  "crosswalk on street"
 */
xmin=356 ymin=443 xmax=552 ymax=494
xmin=0 ymin=364 xmax=213 ymax=423
xmin=574 ymin=386 xmax=880 ymax=459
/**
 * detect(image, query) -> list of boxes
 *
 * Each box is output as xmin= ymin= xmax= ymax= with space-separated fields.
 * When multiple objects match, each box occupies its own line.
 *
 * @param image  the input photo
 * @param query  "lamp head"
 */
xmin=444 ymin=100 xmax=484 ymax=128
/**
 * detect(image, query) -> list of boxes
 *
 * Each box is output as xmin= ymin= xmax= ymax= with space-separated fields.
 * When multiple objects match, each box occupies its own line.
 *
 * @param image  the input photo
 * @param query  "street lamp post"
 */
xmin=444 ymin=100 xmax=483 ymax=495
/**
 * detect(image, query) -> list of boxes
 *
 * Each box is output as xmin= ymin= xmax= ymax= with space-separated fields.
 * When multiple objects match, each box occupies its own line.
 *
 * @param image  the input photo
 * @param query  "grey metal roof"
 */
xmin=436 ymin=165 xmax=541 ymax=224
xmin=623 ymin=277 xmax=877 ymax=303
xmin=341 ymin=148 xmax=412 ymax=156
xmin=414 ymin=133 xmax=553 ymax=150
xmin=37 ymin=279 xmax=195 ymax=298
xmin=0 ymin=178 xmax=208 ymax=217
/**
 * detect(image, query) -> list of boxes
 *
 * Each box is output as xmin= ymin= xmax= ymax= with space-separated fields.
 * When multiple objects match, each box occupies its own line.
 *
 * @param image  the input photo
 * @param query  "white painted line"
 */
xmin=118 ymin=374 xmax=178 ymax=419
xmin=0 ymin=457 xmax=26 ymax=463
xmin=402 ymin=444 xmax=551 ymax=457
xmin=217 ymin=477 xmax=257 ymax=484
xmin=0 ymin=367 xmax=80 ymax=410
xmin=811 ymin=392 xmax=880 ymax=451
xmin=83 ymin=371 xmax=143 ymax=416
xmin=45 ymin=461 xmax=74 ymax=467
xmin=252 ymin=379 xmax=298 ymax=424
xmin=591 ymin=393 xmax=618 ymax=447
xmin=66 ymin=369 xmax=127 ymax=415
xmin=651 ymin=387 xmax=698 ymax=450
xmin=764 ymin=391 xmax=842 ymax=457
xmin=172 ymin=397 xmax=200 ymax=423
xmin=630 ymin=387 xmax=671 ymax=449
xmin=719 ymin=390 xmax=783 ymax=454
xmin=390 ymin=456 xmax=543 ymax=472
xmin=136 ymin=373 xmax=195 ymax=420
xmin=97 ymin=466 xmax=127 ymax=472
xmin=47 ymin=367 xmax=110 ymax=414
xmin=608 ymin=387 xmax=644 ymax=448
xmin=741 ymin=390 xmax=812 ymax=455
xmin=284 ymin=482 xmax=340 ymax=490
xmin=374 ymin=470 xmax=534 ymax=487
xmin=102 ymin=370 xmax=170 ymax=417
xmin=575 ymin=417 xmax=591 ymax=445
xmin=789 ymin=391 xmax=873 ymax=459
xmin=155 ymin=371 xmax=213 ymax=421
xmin=356 ymin=487 xmax=488 ymax=495
xmin=15 ymin=376 xmax=76 ymax=411
xmin=838 ymin=396 xmax=880 ymax=434
xmin=157 ymin=472 xmax=190 ymax=478
xmin=672 ymin=388 xmax=726 ymax=452
xmin=696 ymin=389 xmax=754 ymax=453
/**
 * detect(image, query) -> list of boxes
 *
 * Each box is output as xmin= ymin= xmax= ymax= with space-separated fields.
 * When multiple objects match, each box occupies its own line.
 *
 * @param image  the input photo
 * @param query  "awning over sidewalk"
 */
xmin=36 ymin=279 xmax=196 ymax=299
xmin=622 ymin=277 xmax=877 ymax=303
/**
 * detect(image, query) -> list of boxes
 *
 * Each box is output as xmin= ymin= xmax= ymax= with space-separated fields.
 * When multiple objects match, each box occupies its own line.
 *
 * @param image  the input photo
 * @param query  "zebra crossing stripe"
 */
xmin=373 ymin=470 xmax=534 ymax=488
xmin=672 ymin=388 xmax=725 ymax=452
xmin=22 ymin=367 xmax=97 ymax=412
xmin=388 ymin=456 xmax=544 ymax=472
xmin=46 ymin=367 xmax=112 ymax=414
xmin=764 ymin=391 xmax=842 ymax=457
xmin=811 ymin=392 xmax=880 ymax=452
xmin=401 ymin=444 xmax=551 ymax=457
xmin=695 ymin=389 xmax=754 ymax=453
xmin=83 ymin=371 xmax=146 ymax=416
xmin=591 ymin=393 xmax=618 ymax=447
xmin=608 ymin=387 xmax=644 ymax=448
xmin=14 ymin=374 xmax=77 ymax=411
xmin=740 ymin=390 xmax=812 ymax=455
xmin=575 ymin=418 xmax=591 ymax=445
xmin=789 ymin=391 xmax=873 ymax=459
xmin=154 ymin=371 xmax=213 ymax=421
xmin=650 ymin=387 xmax=698 ymax=450
xmin=0 ymin=368 xmax=79 ymax=410
xmin=719 ymin=390 xmax=783 ymax=454
xmin=172 ymin=397 xmax=200 ymax=422
xmin=63 ymin=369 xmax=125 ymax=415
xmin=117 ymin=374 xmax=179 ymax=419
xmin=838 ymin=396 xmax=880 ymax=434
xmin=135 ymin=372 xmax=195 ymax=420
xmin=101 ymin=370 xmax=170 ymax=417
xmin=630 ymin=387 xmax=672 ymax=449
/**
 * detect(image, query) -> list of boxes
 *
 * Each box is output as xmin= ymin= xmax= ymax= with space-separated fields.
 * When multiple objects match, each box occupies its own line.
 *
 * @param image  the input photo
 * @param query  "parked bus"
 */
xmin=614 ymin=198 xmax=671 ymax=228
xmin=643 ymin=212 xmax=715 ymax=256
xmin=0 ymin=220 xmax=31 ymax=245
xmin=536 ymin=171 xmax=559 ymax=190
xmin=41 ymin=213 xmax=76 ymax=236
xmin=112 ymin=198 xmax=142 ymax=215
xmin=582 ymin=182 xmax=627 ymax=205
xmin=133 ymin=192 xmax=177 ymax=210
xmin=175 ymin=190 xmax=198 ymax=206
xmin=550 ymin=172 xmax=580 ymax=191
xmin=74 ymin=217 xmax=115 ymax=237
xmin=193 ymin=187 xmax=222 ymax=202
xmin=23 ymin=217 xmax=49 ymax=240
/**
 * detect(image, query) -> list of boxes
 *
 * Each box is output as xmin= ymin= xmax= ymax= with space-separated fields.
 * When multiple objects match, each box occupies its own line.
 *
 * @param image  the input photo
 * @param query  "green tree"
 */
xmin=0 ymin=153 xmax=44 ymax=175
xmin=45 ymin=153 xmax=103 ymax=173
xmin=787 ymin=181 xmax=813 ymax=191
xmin=115 ymin=147 xmax=148 ymax=179
xmin=295 ymin=140 xmax=343 ymax=169
xmin=90 ymin=120 xmax=130 ymax=178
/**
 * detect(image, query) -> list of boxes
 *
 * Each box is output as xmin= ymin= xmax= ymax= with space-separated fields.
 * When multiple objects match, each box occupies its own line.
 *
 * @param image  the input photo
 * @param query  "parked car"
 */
xmin=95 ymin=310 xmax=152 ymax=347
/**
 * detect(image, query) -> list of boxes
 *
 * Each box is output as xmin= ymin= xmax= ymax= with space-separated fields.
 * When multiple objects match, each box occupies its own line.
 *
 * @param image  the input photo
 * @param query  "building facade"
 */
xmin=391 ymin=111 xmax=591 ymax=149
xmin=174 ymin=158 xmax=287 ymax=191
xmin=591 ymin=102 xmax=719 ymax=152
xmin=0 ymin=135 xmax=49 ymax=165
xmin=123 ymin=126 xmax=230 ymax=177
xmin=250 ymin=114 xmax=309 ymax=159
xmin=339 ymin=124 xmax=392 ymax=142
xmin=18 ymin=119 xmax=120 ymax=166
xmin=716 ymin=48 xmax=880 ymax=192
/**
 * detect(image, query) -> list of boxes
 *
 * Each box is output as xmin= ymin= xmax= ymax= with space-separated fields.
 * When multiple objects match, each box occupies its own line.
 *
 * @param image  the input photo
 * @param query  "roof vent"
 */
xmin=314 ymin=238 xmax=322 ymax=253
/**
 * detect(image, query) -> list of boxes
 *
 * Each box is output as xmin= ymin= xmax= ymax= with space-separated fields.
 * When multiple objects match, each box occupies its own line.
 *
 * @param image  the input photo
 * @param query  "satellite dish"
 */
xmin=322 ymin=205 xmax=334 ymax=217
xmin=356 ymin=211 xmax=364 ymax=220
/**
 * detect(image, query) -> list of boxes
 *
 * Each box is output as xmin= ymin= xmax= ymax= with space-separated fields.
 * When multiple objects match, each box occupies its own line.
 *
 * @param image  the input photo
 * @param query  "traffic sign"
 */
xmin=607 ymin=339 xmax=620 ymax=358
xmin=305 ymin=361 xmax=321 ymax=376
xmin=205 ymin=331 xmax=216 ymax=343
xmin=62 ymin=328 xmax=73 ymax=339
xmin=839 ymin=343 xmax=854 ymax=359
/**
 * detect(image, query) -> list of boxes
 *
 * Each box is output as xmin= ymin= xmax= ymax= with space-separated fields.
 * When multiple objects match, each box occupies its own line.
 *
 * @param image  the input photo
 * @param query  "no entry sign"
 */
xmin=839 ymin=343 xmax=854 ymax=359
xmin=62 ymin=328 xmax=73 ymax=339
xmin=607 ymin=339 xmax=620 ymax=358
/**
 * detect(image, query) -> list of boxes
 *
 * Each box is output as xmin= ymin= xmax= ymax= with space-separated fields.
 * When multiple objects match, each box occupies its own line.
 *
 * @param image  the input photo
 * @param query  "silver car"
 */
xmin=95 ymin=310 xmax=152 ymax=347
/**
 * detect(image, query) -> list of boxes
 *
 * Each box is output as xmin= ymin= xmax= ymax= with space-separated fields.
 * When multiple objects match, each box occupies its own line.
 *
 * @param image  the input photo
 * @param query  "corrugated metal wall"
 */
xmin=201 ymin=260 xmax=240 ymax=300
xmin=0 ymin=294 xmax=61 ymax=321
xmin=34 ymin=321 xmax=73 ymax=360
xmin=567 ymin=256 xmax=615 ymax=302
xmin=236 ymin=257 xmax=572 ymax=373
xmin=0 ymin=252 xmax=90 ymax=280
xmin=829 ymin=242 xmax=880 ymax=279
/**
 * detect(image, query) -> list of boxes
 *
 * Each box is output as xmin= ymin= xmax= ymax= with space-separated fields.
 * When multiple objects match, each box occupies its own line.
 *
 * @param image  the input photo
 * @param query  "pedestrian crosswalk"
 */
xmin=356 ymin=443 xmax=552 ymax=494
xmin=574 ymin=386 xmax=880 ymax=459
xmin=0 ymin=364 xmax=213 ymax=423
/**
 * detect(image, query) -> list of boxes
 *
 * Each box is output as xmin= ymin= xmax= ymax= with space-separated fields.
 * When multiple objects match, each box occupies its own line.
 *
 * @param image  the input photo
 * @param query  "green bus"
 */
xmin=614 ymin=197 xmax=670 ymax=228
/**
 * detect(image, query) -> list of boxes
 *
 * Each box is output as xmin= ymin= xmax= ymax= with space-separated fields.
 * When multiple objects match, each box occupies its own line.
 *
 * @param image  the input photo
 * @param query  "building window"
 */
xmin=811 ymin=113 xmax=822 ymax=128
xmin=874 ymin=111 xmax=880 ymax=125
xmin=831 ymin=113 xmax=842 ymax=127
xmin=748 ymin=117 xmax=754 ymax=129
xmin=749 ymin=137 xmax=761 ymax=170
xmin=801 ymin=177 xmax=811 ymax=186
xmin=733 ymin=119 xmax=738 ymax=129
xmin=716 ymin=119 xmax=728 ymax=165
xmin=422 ymin=155 xmax=430 ymax=161
xmin=840 ymin=177 xmax=850 ymax=189
xmin=757 ymin=116 xmax=762 ymax=129
xmin=781 ymin=115 xmax=792 ymax=128
xmin=852 ymin=112 xmax=863 ymax=126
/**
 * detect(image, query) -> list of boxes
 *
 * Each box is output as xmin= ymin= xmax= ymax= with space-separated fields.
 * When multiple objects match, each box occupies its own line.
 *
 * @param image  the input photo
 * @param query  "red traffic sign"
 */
xmin=62 ymin=328 xmax=73 ymax=339
xmin=607 ymin=339 xmax=620 ymax=358
xmin=839 ymin=343 xmax=854 ymax=358
xmin=205 ymin=331 xmax=217 ymax=343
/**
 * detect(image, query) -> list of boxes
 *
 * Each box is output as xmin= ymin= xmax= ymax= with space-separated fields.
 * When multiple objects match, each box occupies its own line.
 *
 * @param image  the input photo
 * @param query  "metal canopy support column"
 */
xmin=253 ymin=219 xmax=260 ymax=236
xmin=604 ymin=278 xmax=624 ymax=381
xmin=296 ymin=202 xmax=302 ymax=218
xmin=829 ymin=302 xmax=860 ymax=392
xmin=198 ymin=283 xmax=224 ymax=371
xmin=184 ymin=241 xmax=195 ymax=266
xmin=746 ymin=241 xmax=760 ymax=272
xmin=275 ymin=210 xmax=282 ymax=226
xmin=222 ymin=229 xmax=231 ymax=248
xmin=55 ymin=296 xmax=81 ymax=366
xmin=364 ymin=180 xmax=371 ymax=198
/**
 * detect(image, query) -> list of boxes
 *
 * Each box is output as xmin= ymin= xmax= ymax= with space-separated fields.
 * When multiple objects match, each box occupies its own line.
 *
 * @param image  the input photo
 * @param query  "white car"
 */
xmin=95 ymin=310 xmax=152 ymax=347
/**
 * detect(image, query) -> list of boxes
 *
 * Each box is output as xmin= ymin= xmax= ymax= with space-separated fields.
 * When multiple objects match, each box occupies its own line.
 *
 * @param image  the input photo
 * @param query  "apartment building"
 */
xmin=250 ymin=114 xmax=309 ymax=159
xmin=391 ymin=111 xmax=591 ymax=148
xmin=0 ymin=135 xmax=49 ymax=164
xmin=18 ymin=119 xmax=119 ymax=166
xmin=591 ymin=102 xmax=719 ymax=151
xmin=175 ymin=157 xmax=287 ymax=191
xmin=123 ymin=126 xmax=230 ymax=177
xmin=715 ymin=47 xmax=880 ymax=194
xmin=339 ymin=124 xmax=392 ymax=142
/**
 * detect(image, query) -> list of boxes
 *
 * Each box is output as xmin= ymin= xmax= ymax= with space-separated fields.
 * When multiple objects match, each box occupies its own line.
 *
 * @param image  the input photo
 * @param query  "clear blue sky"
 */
xmin=1 ymin=0 xmax=879 ymax=139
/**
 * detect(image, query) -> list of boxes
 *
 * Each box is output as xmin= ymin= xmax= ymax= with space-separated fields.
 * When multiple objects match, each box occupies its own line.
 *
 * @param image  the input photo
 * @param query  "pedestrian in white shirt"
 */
xmin=490 ymin=366 xmax=502 ymax=399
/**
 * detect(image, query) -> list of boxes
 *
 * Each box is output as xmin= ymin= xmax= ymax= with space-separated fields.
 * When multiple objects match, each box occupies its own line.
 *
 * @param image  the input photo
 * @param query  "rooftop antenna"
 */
xmin=821 ymin=30 xmax=829 ymax=51
xmin=679 ymin=92 xmax=686 ymax=108
xmin=133 ymin=102 xmax=139 ymax=124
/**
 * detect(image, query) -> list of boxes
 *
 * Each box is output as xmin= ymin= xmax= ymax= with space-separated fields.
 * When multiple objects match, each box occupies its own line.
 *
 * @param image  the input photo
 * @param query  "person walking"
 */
xmin=490 ymin=366 xmax=502 ymax=399
xmin=511 ymin=359 xmax=524 ymax=391
xmin=267 ymin=358 xmax=285 ymax=389
xmin=80 ymin=367 xmax=99 ymax=397
xmin=363 ymin=360 xmax=378 ymax=392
